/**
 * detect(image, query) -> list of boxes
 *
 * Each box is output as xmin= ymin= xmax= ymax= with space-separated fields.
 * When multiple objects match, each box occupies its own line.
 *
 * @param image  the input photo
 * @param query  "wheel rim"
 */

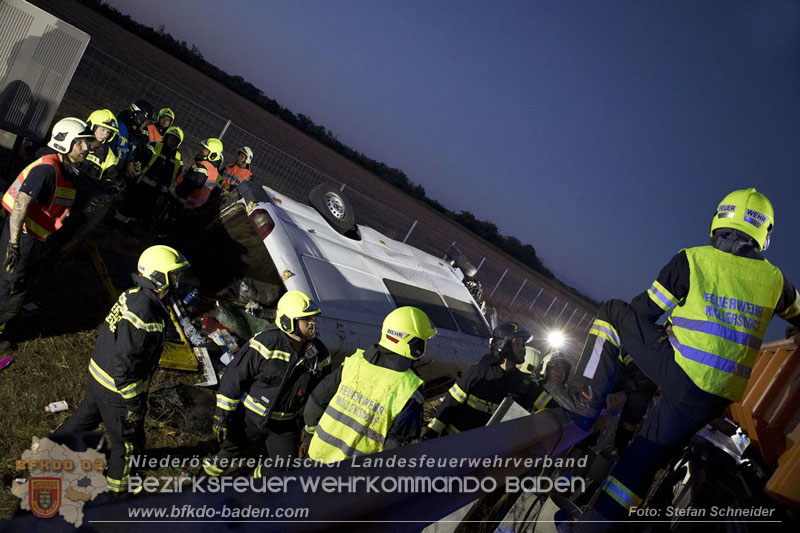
xmin=324 ymin=192 xmax=347 ymax=220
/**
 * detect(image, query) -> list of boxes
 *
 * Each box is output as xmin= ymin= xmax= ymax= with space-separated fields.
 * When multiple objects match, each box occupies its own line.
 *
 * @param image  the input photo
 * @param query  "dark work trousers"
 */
xmin=203 ymin=411 xmax=299 ymax=478
xmin=0 ymin=221 xmax=50 ymax=332
xmin=53 ymin=378 xmax=144 ymax=493
xmin=610 ymin=363 xmax=657 ymax=452
xmin=574 ymin=299 xmax=730 ymax=522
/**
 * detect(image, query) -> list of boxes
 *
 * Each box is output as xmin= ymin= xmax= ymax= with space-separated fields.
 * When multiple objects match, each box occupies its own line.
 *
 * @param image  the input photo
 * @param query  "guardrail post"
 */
xmin=542 ymin=296 xmax=557 ymax=319
xmin=488 ymin=268 xmax=508 ymax=299
xmin=564 ymin=307 xmax=578 ymax=327
xmin=509 ymin=279 xmax=527 ymax=307
xmin=218 ymin=119 xmax=231 ymax=139
xmin=555 ymin=302 xmax=569 ymax=321
xmin=402 ymin=220 xmax=418 ymax=243
xmin=527 ymin=288 xmax=543 ymax=311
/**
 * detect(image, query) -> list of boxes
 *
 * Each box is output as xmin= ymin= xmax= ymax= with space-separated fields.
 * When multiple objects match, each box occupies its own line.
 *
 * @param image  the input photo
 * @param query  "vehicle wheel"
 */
xmin=308 ymin=183 xmax=357 ymax=235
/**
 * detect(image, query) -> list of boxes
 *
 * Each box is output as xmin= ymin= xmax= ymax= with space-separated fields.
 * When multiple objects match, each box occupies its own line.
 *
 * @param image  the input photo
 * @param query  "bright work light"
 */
xmin=547 ymin=330 xmax=566 ymax=349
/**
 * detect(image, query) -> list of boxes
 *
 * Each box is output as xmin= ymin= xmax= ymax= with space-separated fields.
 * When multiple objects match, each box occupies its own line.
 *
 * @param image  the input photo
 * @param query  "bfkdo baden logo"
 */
xmin=29 ymin=477 xmax=62 ymax=518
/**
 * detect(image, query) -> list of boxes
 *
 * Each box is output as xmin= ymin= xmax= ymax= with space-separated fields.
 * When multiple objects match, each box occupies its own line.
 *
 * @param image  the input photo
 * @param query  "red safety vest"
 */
xmin=147 ymin=124 xmax=162 ymax=143
xmin=220 ymin=164 xmax=252 ymax=190
xmin=170 ymin=160 xmax=218 ymax=209
xmin=2 ymin=154 xmax=75 ymax=241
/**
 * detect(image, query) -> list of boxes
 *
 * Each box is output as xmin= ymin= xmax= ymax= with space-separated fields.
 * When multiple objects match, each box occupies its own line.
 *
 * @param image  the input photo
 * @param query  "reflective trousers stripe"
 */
xmin=602 ymin=475 xmax=642 ymax=511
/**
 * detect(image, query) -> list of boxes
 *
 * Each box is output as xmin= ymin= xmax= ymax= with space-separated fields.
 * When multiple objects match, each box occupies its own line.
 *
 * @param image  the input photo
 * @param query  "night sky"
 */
xmin=107 ymin=0 xmax=800 ymax=341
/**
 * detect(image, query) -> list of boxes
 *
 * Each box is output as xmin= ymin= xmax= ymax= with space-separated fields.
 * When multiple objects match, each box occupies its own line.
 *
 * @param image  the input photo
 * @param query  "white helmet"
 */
xmin=47 ymin=117 xmax=93 ymax=154
xmin=238 ymin=146 xmax=253 ymax=165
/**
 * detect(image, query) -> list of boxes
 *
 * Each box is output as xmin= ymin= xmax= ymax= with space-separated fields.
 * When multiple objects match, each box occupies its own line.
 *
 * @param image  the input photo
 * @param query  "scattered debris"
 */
xmin=0 ymin=355 xmax=12 ymax=373
xmin=148 ymin=383 xmax=215 ymax=435
xmin=45 ymin=401 xmax=69 ymax=413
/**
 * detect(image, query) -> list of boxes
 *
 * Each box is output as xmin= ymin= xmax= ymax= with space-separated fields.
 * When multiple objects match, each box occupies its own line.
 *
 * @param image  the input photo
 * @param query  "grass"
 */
xmin=0 ymin=229 xmax=219 ymax=519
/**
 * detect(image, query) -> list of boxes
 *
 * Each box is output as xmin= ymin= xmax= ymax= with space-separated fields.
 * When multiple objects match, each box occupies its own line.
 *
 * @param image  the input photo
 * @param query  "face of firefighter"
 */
xmin=196 ymin=146 xmax=210 ymax=162
xmin=236 ymin=151 xmax=248 ymax=167
xmin=94 ymin=126 xmax=110 ymax=143
xmin=67 ymin=138 xmax=89 ymax=163
xmin=546 ymin=361 xmax=567 ymax=385
xmin=508 ymin=337 xmax=526 ymax=364
xmin=165 ymin=134 xmax=179 ymax=150
xmin=159 ymin=115 xmax=173 ymax=128
xmin=296 ymin=317 xmax=317 ymax=340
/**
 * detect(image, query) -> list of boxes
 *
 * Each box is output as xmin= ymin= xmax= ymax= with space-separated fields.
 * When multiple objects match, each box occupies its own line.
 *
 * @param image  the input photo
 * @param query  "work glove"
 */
xmin=298 ymin=442 xmax=310 ymax=459
xmin=121 ymin=409 xmax=143 ymax=441
xmin=212 ymin=414 xmax=228 ymax=444
xmin=4 ymin=242 xmax=20 ymax=273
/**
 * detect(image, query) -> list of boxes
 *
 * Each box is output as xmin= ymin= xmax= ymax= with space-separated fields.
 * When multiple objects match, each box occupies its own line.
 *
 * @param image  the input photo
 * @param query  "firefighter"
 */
xmin=219 ymin=146 xmax=254 ymax=195
xmin=423 ymin=321 xmax=541 ymax=438
xmin=146 ymin=107 xmax=175 ymax=143
xmin=53 ymin=109 xmax=121 ymax=254
xmin=120 ymin=126 xmax=184 ymax=225
xmin=52 ymin=245 xmax=189 ymax=494
xmin=115 ymin=99 xmax=154 ymax=169
xmin=552 ymin=188 xmax=800 ymax=529
xmin=0 ymin=118 xmax=92 ymax=346
xmin=168 ymin=137 xmax=223 ymax=211
xmin=203 ymin=290 xmax=331 ymax=478
xmin=527 ymin=351 xmax=571 ymax=412
xmin=112 ymin=99 xmax=154 ymax=224
xmin=303 ymin=306 xmax=437 ymax=463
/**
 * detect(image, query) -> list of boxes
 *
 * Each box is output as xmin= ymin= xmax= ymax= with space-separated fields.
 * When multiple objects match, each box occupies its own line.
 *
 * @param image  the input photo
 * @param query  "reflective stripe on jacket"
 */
xmin=220 ymin=164 xmax=252 ymax=189
xmin=309 ymin=349 xmax=422 ymax=463
xmin=169 ymin=160 xmax=218 ymax=209
xmin=2 ymin=154 xmax=74 ymax=241
xmin=140 ymin=142 xmax=182 ymax=188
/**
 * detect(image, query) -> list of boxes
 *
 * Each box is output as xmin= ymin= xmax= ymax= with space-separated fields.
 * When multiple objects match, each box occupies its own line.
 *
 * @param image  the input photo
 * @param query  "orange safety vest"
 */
xmin=147 ymin=124 xmax=162 ymax=143
xmin=2 ymin=154 xmax=75 ymax=241
xmin=169 ymin=160 xmax=218 ymax=209
xmin=220 ymin=164 xmax=252 ymax=190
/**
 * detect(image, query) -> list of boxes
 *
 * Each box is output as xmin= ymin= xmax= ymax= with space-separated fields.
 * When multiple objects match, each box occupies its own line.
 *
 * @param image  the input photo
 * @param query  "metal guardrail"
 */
xmin=7 ymin=408 xmax=616 ymax=531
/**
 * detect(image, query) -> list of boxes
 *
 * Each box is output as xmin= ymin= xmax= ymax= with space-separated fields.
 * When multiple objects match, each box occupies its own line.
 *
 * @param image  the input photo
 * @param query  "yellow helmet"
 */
xmin=164 ymin=126 xmax=184 ymax=147
xmin=86 ymin=109 xmax=119 ymax=143
xmin=201 ymin=137 xmax=223 ymax=162
xmin=137 ymin=245 xmax=189 ymax=291
xmin=710 ymin=188 xmax=774 ymax=251
xmin=520 ymin=346 xmax=542 ymax=375
xmin=378 ymin=306 xmax=437 ymax=360
xmin=276 ymin=291 xmax=321 ymax=334
xmin=158 ymin=107 xmax=175 ymax=122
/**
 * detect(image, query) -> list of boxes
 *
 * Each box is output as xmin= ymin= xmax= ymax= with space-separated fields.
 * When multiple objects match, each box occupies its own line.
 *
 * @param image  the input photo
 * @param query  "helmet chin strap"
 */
xmin=762 ymin=234 xmax=770 ymax=252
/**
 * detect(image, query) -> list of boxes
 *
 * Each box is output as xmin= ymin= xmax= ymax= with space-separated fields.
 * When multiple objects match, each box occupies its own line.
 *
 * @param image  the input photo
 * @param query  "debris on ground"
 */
xmin=45 ymin=401 xmax=69 ymax=413
xmin=148 ymin=383 xmax=216 ymax=436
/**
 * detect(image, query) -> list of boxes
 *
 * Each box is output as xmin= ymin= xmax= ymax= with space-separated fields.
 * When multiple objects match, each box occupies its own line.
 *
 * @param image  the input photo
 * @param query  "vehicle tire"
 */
xmin=308 ymin=183 xmax=357 ymax=235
